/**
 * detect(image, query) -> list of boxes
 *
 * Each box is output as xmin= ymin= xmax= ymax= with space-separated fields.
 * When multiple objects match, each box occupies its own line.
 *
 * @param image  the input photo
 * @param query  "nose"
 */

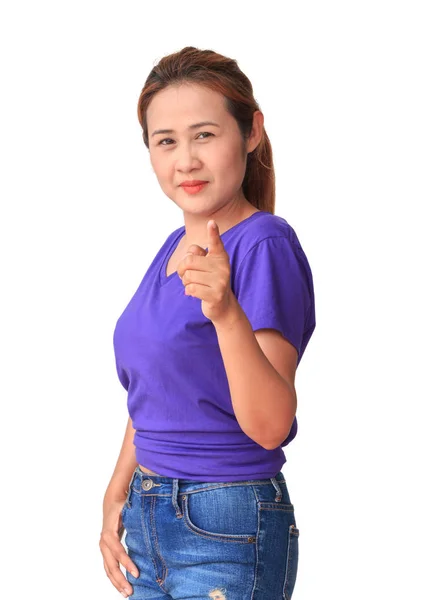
xmin=175 ymin=142 xmax=202 ymax=172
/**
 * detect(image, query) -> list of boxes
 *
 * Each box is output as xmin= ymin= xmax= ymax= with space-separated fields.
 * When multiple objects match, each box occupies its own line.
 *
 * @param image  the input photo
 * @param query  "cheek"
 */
xmin=212 ymin=148 xmax=245 ymax=184
xmin=150 ymin=153 xmax=170 ymax=180
xmin=214 ymin=139 xmax=244 ymax=169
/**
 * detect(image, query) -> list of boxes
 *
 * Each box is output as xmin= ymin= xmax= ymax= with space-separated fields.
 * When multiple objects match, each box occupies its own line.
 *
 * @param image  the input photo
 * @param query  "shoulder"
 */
xmin=232 ymin=211 xmax=306 ymax=267
xmin=156 ymin=224 xmax=185 ymax=254
xmin=246 ymin=211 xmax=299 ymax=241
xmin=163 ymin=224 xmax=185 ymax=244
xmin=231 ymin=212 xmax=314 ymax=300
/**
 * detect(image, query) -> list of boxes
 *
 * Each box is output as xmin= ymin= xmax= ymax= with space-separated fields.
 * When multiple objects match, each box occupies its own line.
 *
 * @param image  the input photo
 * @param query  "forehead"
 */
xmin=146 ymin=83 xmax=228 ymax=128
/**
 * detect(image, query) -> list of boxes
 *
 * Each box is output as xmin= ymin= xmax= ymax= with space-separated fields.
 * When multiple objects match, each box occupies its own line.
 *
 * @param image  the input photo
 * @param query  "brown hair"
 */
xmin=137 ymin=46 xmax=275 ymax=214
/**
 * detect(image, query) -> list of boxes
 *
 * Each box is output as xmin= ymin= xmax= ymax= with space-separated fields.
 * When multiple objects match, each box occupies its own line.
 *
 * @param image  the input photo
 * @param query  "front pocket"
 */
xmin=283 ymin=524 xmax=300 ymax=600
xmin=181 ymin=485 xmax=258 ymax=543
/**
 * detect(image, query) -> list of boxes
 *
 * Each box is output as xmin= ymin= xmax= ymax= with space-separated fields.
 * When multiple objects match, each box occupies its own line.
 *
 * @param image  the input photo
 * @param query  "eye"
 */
xmin=197 ymin=131 xmax=214 ymax=140
xmin=157 ymin=132 xmax=214 ymax=146
xmin=158 ymin=138 xmax=173 ymax=146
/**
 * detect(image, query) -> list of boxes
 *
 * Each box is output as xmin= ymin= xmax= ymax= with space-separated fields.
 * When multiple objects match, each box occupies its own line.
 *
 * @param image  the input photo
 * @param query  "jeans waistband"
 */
xmin=129 ymin=465 xmax=286 ymax=509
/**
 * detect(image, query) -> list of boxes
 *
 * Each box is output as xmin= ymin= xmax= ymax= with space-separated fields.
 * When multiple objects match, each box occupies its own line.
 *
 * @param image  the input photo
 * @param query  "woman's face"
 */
xmin=146 ymin=83 xmax=251 ymax=216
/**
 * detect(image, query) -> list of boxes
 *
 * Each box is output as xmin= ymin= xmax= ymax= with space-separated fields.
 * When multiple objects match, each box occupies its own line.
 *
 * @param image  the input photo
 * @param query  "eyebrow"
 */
xmin=151 ymin=121 xmax=220 ymax=137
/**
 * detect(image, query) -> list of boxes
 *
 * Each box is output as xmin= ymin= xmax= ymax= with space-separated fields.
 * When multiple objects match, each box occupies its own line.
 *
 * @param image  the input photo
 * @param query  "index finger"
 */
xmin=102 ymin=543 xmax=135 ymax=597
xmin=206 ymin=219 xmax=225 ymax=255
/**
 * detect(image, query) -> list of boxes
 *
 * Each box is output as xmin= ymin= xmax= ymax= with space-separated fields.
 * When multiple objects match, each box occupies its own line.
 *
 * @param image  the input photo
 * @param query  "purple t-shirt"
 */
xmin=113 ymin=210 xmax=316 ymax=481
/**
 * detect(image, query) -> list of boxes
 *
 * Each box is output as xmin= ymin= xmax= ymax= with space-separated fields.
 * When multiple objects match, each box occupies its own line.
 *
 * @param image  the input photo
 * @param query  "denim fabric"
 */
xmin=121 ymin=466 xmax=299 ymax=599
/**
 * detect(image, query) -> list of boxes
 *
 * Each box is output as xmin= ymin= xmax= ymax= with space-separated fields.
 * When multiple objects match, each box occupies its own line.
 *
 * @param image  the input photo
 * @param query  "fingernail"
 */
xmin=131 ymin=570 xmax=138 ymax=577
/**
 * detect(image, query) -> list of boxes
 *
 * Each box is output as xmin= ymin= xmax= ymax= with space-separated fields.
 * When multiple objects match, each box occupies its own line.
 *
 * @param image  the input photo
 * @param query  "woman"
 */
xmin=99 ymin=46 xmax=316 ymax=600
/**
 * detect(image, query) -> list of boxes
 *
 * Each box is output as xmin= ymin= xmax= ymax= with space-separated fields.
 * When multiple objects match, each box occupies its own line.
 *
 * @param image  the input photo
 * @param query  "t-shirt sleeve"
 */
xmin=233 ymin=236 xmax=314 ymax=361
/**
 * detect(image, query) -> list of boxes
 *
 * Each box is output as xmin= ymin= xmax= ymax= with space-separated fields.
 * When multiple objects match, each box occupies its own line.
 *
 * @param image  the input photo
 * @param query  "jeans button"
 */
xmin=142 ymin=479 xmax=153 ymax=490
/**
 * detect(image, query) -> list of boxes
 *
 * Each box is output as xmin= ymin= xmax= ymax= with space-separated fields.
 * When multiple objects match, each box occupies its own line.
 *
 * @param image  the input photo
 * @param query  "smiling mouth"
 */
xmin=180 ymin=182 xmax=208 ymax=194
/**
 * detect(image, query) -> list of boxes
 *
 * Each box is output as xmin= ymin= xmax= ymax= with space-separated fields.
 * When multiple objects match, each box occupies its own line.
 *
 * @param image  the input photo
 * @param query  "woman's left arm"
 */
xmin=178 ymin=220 xmax=307 ymax=450
xmin=213 ymin=292 xmax=298 ymax=451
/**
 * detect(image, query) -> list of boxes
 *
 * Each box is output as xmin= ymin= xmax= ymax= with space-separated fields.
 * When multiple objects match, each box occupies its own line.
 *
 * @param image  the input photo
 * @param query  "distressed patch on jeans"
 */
xmin=208 ymin=587 xmax=227 ymax=600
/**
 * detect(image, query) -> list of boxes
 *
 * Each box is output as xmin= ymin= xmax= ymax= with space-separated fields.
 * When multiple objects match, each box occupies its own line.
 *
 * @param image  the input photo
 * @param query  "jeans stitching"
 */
xmin=250 ymin=487 xmax=261 ymax=600
xmin=181 ymin=495 xmax=256 ymax=544
xmin=283 ymin=525 xmax=299 ymax=600
xmin=150 ymin=495 xmax=168 ymax=589
xmin=148 ymin=495 xmax=164 ymax=584
xmin=258 ymin=502 xmax=294 ymax=511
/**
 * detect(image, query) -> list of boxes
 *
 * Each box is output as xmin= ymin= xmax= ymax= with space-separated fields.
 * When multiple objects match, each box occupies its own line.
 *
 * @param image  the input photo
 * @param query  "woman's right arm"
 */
xmin=99 ymin=416 xmax=139 ymax=598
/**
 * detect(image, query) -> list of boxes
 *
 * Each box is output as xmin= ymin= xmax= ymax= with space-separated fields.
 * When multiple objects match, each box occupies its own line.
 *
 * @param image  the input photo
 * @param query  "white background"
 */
xmin=1 ymin=1 xmax=423 ymax=598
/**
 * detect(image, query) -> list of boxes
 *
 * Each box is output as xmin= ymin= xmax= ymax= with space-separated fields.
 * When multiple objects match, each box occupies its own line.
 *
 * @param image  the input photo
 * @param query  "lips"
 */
xmin=181 ymin=182 xmax=208 ymax=194
xmin=179 ymin=180 xmax=208 ymax=186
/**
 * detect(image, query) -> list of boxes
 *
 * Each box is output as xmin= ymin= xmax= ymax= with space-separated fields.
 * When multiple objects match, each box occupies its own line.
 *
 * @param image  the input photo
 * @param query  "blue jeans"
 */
xmin=121 ymin=465 xmax=299 ymax=599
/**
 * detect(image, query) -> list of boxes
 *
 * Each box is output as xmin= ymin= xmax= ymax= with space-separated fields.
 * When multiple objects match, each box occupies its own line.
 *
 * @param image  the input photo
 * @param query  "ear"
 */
xmin=247 ymin=110 xmax=264 ymax=154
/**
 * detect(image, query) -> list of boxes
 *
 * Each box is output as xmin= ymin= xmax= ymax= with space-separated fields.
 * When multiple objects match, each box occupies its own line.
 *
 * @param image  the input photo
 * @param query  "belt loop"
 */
xmin=270 ymin=476 xmax=282 ymax=502
xmin=125 ymin=468 xmax=138 ymax=508
xmin=127 ymin=467 xmax=138 ymax=493
xmin=172 ymin=478 xmax=183 ymax=517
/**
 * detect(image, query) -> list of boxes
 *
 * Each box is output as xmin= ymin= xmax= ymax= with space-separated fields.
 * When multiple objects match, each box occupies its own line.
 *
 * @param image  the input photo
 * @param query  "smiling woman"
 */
xmin=143 ymin=80 xmax=266 ymax=247
xmin=100 ymin=46 xmax=316 ymax=600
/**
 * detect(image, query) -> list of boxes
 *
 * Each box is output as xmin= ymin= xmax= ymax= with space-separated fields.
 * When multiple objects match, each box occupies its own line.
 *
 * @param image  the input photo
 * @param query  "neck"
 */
xmin=181 ymin=198 xmax=256 ymax=250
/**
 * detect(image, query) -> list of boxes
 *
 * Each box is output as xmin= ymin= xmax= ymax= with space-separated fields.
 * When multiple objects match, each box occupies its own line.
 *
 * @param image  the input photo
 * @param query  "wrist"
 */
xmin=103 ymin=489 xmax=127 ymax=509
xmin=212 ymin=292 xmax=244 ymax=333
